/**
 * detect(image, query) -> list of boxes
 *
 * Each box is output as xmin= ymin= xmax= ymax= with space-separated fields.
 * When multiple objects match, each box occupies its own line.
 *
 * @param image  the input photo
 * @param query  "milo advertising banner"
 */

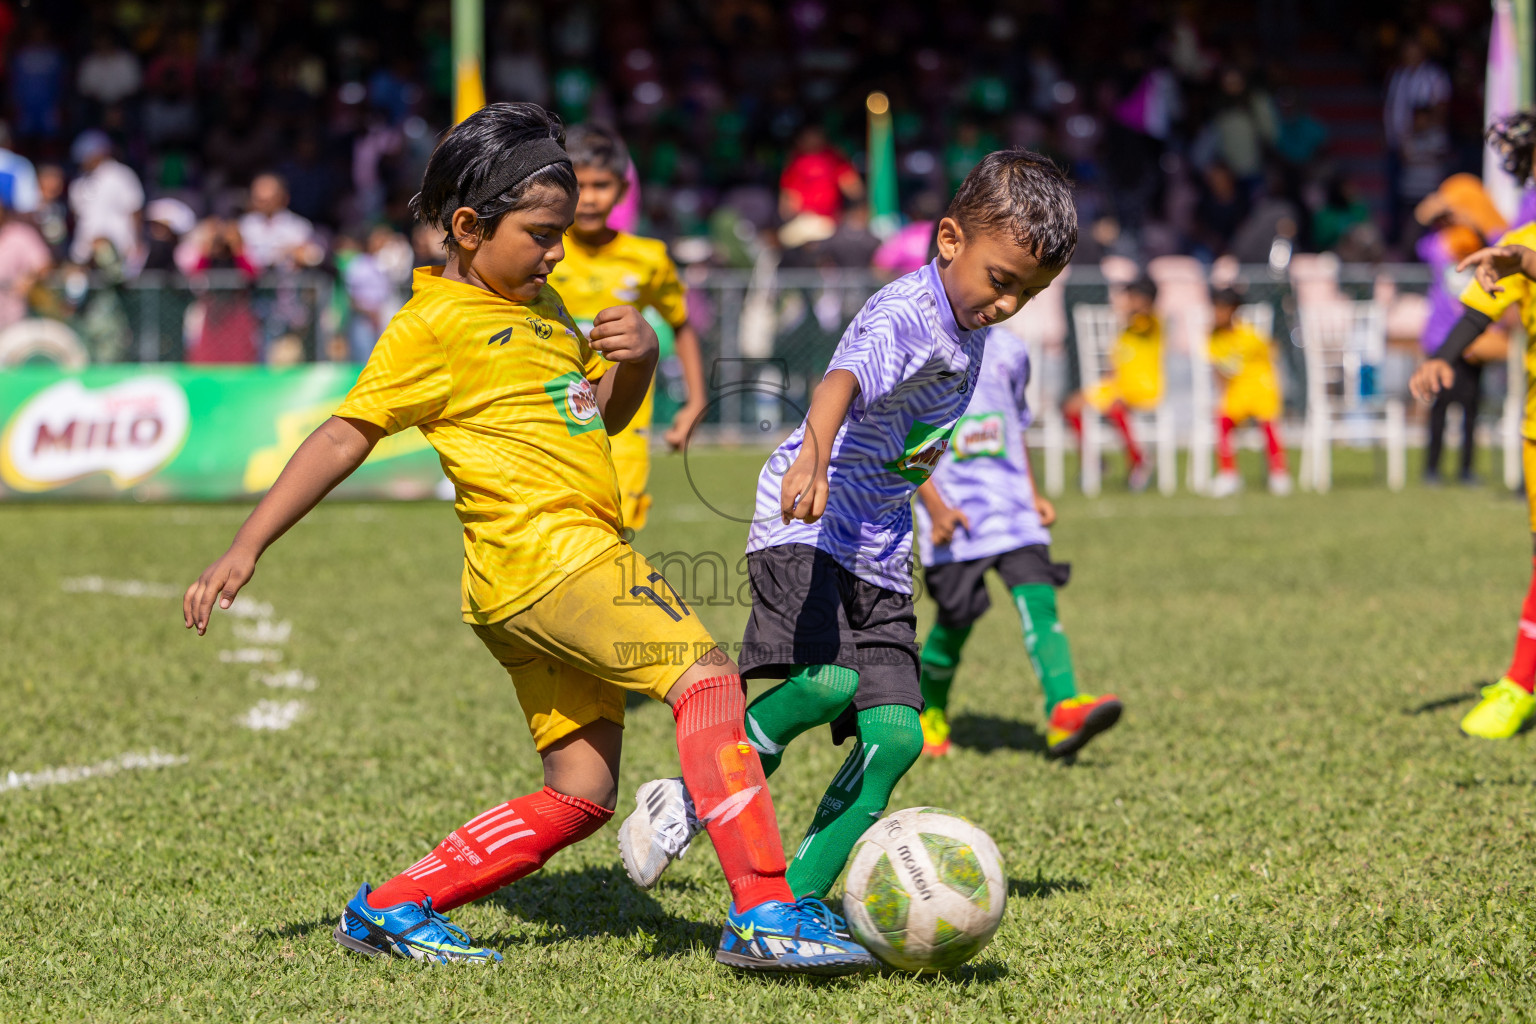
xmin=0 ymin=366 xmax=445 ymax=501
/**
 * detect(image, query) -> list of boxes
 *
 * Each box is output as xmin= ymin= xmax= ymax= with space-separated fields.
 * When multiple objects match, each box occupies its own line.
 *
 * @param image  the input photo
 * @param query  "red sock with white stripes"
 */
xmin=367 ymin=786 xmax=611 ymax=913
xmin=674 ymin=674 xmax=793 ymax=911
xmin=1505 ymin=558 xmax=1536 ymax=693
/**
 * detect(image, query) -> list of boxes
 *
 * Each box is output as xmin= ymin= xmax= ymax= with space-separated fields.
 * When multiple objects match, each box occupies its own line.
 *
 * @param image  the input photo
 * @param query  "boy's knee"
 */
xmin=787 ymin=663 xmax=860 ymax=715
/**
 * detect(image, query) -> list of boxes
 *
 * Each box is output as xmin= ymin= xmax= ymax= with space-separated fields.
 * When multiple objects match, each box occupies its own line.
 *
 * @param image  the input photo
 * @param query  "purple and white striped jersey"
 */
xmin=914 ymin=326 xmax=1051 ymax=567
xmin=745 ymin=260 xmax=987 ymax=593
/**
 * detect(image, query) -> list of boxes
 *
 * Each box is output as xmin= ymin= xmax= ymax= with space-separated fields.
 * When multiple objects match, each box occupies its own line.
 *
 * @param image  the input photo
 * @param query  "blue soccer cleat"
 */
xmin=332 ymin=883 xmax=502 ymax=964
xmin=715 ymin=896 xmax=876 ymax=974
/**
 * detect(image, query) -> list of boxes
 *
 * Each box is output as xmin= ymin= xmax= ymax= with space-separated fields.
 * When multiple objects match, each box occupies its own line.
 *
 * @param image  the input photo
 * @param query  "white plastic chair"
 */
xmin=1187 ymin=304 xmax=1276 ymax=494
xmin=1296 ymin=300 xmax=1406 ymax=492
xmin=1000 ymin=267 xmax=1070 ymax=497
xmin=1071 ymin=303 xmax=1176 ymax=496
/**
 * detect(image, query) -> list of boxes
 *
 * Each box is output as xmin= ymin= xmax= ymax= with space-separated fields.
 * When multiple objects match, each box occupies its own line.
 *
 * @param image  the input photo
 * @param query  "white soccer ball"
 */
xmin=841 ymin=806 xmax=1007 ymax=972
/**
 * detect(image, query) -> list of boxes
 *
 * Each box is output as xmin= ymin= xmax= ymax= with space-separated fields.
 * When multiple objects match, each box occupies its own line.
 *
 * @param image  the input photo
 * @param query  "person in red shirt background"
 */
xmin=779 ymin=126 xmax=864 ymax=224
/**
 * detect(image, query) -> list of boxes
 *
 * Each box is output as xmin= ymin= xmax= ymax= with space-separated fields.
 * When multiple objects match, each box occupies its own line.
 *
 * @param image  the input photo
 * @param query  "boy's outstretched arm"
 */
xmin=780 ymin=369 xmax=859 ymax=524
xmin=183 ymin=415 xmax=384 ymax=634
xmin=663 ymin=321 xmax=709 ymax=450
xmin=1457 ymin=244 xmax=1536 ymax=295
xmin=589 ymin=305 xmax=659 ymax=434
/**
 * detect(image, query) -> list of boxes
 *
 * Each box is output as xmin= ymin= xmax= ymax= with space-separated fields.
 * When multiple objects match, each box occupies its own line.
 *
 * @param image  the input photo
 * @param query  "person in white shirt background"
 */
xmin=66 ymin=129 xmax=143 ymax=266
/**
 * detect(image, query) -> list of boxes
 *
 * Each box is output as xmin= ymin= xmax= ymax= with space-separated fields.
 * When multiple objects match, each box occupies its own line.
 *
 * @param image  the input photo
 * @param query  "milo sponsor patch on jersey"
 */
xmin=544 ymin=371 xmax=605 ymax=436
xmin=952 ymin=411 xmax=1005 ymax=460
xmin=884 ymin=420 xmax=953 ymax=483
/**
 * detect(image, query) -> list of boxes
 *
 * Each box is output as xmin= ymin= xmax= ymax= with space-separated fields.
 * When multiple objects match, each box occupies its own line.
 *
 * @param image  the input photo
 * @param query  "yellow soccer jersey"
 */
xmin=336 ymin=267 xmax=622 ymax=624
xmin=1106 ymin=312 xmax=1164 ymax=409
xmin=1460 ymin=222 xmax=1536 ymax=439
xmin=550 ymin=232 xmax=689 ymax=435
xmin=1209 ymin=323 xmax=1280 ymax=395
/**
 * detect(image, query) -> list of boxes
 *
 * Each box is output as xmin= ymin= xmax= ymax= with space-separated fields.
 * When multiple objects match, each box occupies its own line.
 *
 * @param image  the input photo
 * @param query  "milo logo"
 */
xmin=566 ymin=376 xmax=599 ymax=423
xmin=543 ymin=371 xmax=605 ymax=436
xmin=884 ymin=420 xmax=954 ymax=484
xmin=953 ymin=411 xmax=1005 ymax=460
xmin=1 ymin=376 xmax=190 ymax=491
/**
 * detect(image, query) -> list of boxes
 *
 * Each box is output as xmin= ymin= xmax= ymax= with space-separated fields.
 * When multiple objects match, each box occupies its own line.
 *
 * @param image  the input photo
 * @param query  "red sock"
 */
xmin=368 ymin=786 xmax=611 ymax=912
xmin=1506 ymin=558 xmax=1536 ymax=692
xmin=1107 ymin=404 xmax=1142 ymax=467
xmin=1064 ymin=407 xmax=1083 ymax=439
xmin=1217 ymin=415 xmax=1237 ymax=472
xmin=1262 ymin=421 xmax=1287 ymax=474
xmin=674 ymin=674 xmax=793 ymax=911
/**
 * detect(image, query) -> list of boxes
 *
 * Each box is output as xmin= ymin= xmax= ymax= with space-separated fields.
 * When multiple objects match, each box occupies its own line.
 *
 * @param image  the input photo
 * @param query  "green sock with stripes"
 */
xmin=742 ymin=664 xmax=860 ymax=776
xmin=1011 ymin=583 xmax=1078 ymax=716
xmin=918 ymin=621 xmax=972 ymax=714
xmin=785 ymin=703 xmax=924 ymax=899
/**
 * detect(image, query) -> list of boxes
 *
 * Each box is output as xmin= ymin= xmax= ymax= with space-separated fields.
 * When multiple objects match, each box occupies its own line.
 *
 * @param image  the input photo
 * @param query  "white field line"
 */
xmin=61 ymin=576 xmax=181 ymax=599
xmin=237 ymin=700 xmax=306 ymax=731
xmin=1 ymin=750 xmax=187 ymax=794
xmin=253 ymin=669 xmax=317 ymax=691
xmin=234 ymin=619 xmax=292 ymax=644
xmin=220 ymin=648 xmax=283 ymax=664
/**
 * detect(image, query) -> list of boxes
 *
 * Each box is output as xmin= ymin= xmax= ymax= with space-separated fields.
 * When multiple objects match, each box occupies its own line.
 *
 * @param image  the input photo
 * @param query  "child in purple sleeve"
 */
xmin=618 ymin=151 xmax=1078 ymax=901
xmin=912 ymin=326 xmax=1121 ymax=760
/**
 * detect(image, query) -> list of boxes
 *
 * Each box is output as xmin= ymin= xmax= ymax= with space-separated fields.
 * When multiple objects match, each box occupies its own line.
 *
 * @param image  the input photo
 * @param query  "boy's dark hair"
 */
xmin=565 ymin=123 xmax=630 ymax=177
xmin=1211 ymin=286 xmax=1243 ymax=307
xmin=410 ymin=102 xmax=578 ymax=249
xmin=1125 ymin=275 xmax=1158 ymax=301
xmin=946 ymin=149 xmax=1077 ymax=268
xmin=1488 ymin=112 xmax=1536 ymax=185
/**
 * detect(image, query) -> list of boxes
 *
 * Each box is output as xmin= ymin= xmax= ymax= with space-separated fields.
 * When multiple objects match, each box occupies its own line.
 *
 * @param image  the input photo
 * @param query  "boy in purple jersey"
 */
xmin=913 ymin=325 xmax=1122 ymax=760
xmin=617 ymin=151 xmax=1077 ymax=901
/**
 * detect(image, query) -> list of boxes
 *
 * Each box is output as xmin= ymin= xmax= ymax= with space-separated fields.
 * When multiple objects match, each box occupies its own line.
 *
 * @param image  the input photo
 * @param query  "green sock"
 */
xmin=918 ymin=621 xmax=972 ymax=714
xmin=743 ymin=664 xmax=859 ymax=776
xmin=785 ymin=703 xmax=923 ymax=899
xmin=1011 ymin=583 xmax=1077 ymax=716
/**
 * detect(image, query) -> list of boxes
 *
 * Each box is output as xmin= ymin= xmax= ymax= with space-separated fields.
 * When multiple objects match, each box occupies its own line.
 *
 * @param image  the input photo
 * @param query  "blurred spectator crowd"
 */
xmin=0 ymin=0 xmax=1503 ymax=363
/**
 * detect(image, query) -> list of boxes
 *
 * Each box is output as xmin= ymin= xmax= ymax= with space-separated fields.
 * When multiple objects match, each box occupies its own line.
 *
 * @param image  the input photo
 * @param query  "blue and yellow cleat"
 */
xmin=332 ymin=883 xmax=502 ymax=964
xmin=715 ymin=897 xmax=875 ymax=975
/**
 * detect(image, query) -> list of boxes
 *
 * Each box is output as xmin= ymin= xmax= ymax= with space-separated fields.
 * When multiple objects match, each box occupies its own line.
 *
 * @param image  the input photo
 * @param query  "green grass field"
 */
xmin=4 ymin=448 xmax=1535 ymax=1022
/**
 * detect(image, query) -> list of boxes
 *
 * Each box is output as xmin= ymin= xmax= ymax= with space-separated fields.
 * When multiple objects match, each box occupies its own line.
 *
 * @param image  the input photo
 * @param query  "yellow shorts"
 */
xmin=608 ymin=430 xmax=652 ymax=532
xmin=471 ymin=545 xmax=718 ymax=750
xmin=1524 ymin=440 xmax=1536 ymax=534
xmin=1221 ymin=378 xmax=1281 ymax=423
xmin=1086 ymin=374 xmax=1161 ymax=413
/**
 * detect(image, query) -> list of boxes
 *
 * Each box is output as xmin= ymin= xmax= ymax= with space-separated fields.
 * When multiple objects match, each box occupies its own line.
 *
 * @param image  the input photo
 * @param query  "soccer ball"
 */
xmin=841 ymin=807 xmax=1006 ymax=972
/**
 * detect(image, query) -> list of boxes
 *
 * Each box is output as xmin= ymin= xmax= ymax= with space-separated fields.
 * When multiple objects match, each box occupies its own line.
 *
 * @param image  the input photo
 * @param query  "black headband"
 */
xmin=449 ymin=137 xmax=571 ymax=215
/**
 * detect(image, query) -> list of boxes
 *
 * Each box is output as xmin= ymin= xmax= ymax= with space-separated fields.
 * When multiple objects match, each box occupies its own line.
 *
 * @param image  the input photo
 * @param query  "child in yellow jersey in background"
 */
xmin=1207 ymin=287 xmax=1290 ymax=497
xmin=1063 ymin=276 xmax=1163 ymax=492
xmin=550 ymin=124 xmax=708 ymax=533
xmin=181 ymin=103 xmax=871 ymax=974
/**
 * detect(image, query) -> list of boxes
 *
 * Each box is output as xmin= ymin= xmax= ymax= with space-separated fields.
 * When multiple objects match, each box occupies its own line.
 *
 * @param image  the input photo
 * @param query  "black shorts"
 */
xmin=739 ymin=544 xmax=921 ymax=741
xmin=922 ymin=545 xmax=1071 ymax=630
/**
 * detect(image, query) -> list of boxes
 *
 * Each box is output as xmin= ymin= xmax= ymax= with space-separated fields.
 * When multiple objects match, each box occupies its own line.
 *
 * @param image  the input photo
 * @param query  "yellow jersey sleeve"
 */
xmin=1460 ymin=225 xmax=1536 ymax=321
xmin=335 ymin=310 xmax=452 ymax=434
xmin=643 ymin=250 xmax=689 ymax=328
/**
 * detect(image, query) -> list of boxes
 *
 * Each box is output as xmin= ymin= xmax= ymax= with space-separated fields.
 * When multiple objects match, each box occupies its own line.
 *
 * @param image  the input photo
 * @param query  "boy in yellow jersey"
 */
xmin=1063 ymin=276 xmax=1163 ymax=491
xmin=549 ymin=124 xmax=708 ymax=532
xmin=1413 ymin=228 xmax=1536 ymax=741
xmin=182 ymin=103 xmax=871 ymax=974
xmin=1207 ymin=287 xmax=1290 ymax=497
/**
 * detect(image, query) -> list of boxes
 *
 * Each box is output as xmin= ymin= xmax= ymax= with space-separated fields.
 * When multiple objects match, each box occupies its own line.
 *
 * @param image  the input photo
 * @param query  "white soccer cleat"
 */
xmin=1268 ymin=471 xmax=1293 ymax=496
xmin=618 ymin=777 xmax=703 ymax=889
xmin=1210 ymin=471 xmax=1242 ymax=498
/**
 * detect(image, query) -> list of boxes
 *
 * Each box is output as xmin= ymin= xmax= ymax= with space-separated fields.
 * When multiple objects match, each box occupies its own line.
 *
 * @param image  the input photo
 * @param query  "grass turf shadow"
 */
xmin=948 ymin=713 xmax=1051 ymax=756
xmin=484 ymin=864 xmax=719 ymax=957
xmin=1405 ymin=683 xmax=1486 ymax=716
xmin=1008 ymin=875 xmax=1088 ymax=900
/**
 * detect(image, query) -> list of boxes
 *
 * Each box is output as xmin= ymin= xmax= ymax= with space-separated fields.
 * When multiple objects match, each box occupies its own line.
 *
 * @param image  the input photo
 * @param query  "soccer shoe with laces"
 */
xmin=715 ymin=897 xmax=875 ymax=974
xmin=1459 ymin=678 xmax=1536 ymax=739
xmin=333 ymin=883 xmax=502 ymax=964
xmin=618 ymin=777 xmax=702 ymax=889
xmin=920 ymin=707 xmax=952 ymax=757
xmin=1046 ymin=693 xmax=1123 ymax=759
